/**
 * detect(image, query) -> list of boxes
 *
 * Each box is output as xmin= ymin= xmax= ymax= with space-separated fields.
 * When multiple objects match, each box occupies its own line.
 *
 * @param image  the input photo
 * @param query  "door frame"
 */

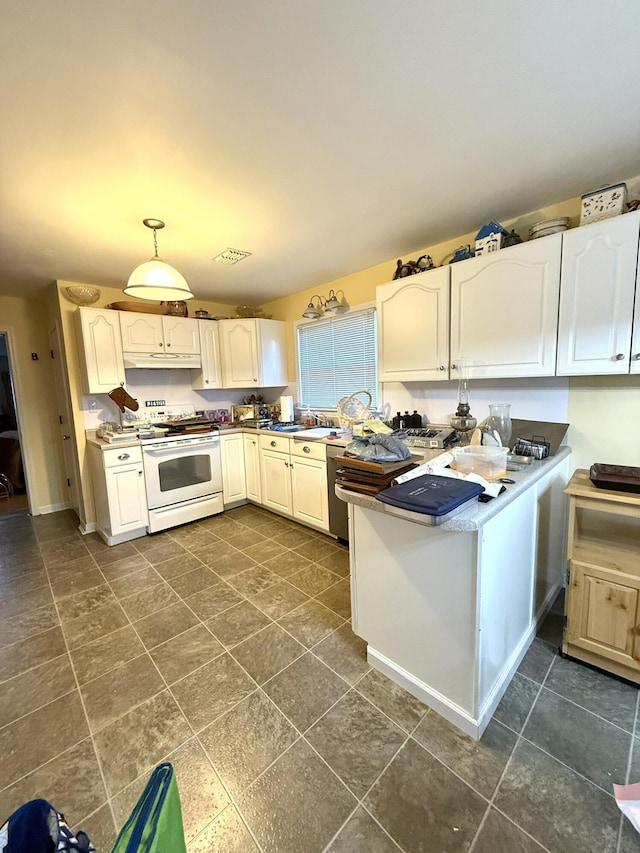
xmin=0 ymin=326 xmax=34 ymax=514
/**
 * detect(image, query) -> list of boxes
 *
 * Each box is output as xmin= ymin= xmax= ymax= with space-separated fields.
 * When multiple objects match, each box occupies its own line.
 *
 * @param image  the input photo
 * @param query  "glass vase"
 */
xmin=486 ymin=403 xmax=512 ymax=448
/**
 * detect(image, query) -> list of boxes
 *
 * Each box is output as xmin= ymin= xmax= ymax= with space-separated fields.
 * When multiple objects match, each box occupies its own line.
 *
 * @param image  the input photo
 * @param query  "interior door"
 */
xmin=49 ymin=321 xmax=80 ymax=513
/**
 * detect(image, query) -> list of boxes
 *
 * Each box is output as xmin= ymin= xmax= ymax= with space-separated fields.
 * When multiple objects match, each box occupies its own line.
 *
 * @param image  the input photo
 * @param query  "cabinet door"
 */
xmin=260 ymin=449 xmax=292 ymax=515
xmin=566 ymin=560 xmax=640 ymax=673
xmin=105 ymin=463 xmax=148 ymax=534
xmin=220 ymin=320 xmax=259 ymax=387
xmin=450 ymin=234 xmax=561 ymax=378
xmin=255 ymin=319 xmax=287 ymax=387
xmin=244 ymin=434 xmax=262 ymax=503
xmin=192 ymin=321 xmax=222 ymax=389
xmin=162 ymin=316 xmax=201 ymax=354
xmin=220 ymin=434 xmax=246 ymax=505
xmin=120 ymin=313 xmax=164 ymax=352
xmin=632 ymin=266 xmax=640 ymax=374
xmin=291 ymin=457 xmax=329 ymax=532
xmin=77 ymin=308 xmax=125 ymax=393
xmin=557 ymin=213 xmax=640 ymax=375
xmin=377 ymin=267 xmax=451 ymax=381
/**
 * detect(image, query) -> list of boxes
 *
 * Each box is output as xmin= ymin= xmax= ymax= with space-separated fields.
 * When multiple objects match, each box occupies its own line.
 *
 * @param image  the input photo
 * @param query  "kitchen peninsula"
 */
xmin=337 ymin=447 xmax=571 ymax=738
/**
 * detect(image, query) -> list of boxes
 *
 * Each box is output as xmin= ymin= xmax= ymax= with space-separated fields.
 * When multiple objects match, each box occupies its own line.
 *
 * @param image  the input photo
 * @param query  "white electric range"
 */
xmin=123 ymin=405 xmax=223 ymax=533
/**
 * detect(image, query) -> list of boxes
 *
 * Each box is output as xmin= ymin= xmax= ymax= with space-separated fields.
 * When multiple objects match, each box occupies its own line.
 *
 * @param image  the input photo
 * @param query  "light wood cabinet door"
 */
xmin=557 ymin=212 xmax=640 ymax=375
xmin=377 ymin=267 xmax=451 ymax=381
xmin=77 ymin=307 xmax=125 ymax=393
xmin=563 ymin=470 xmax=640 ymax=683
xmin=291 ymin=456 xmax=329 ymax=532
xmin=191 ymin=320 xmax=222 ymax=389
xmin=119 ymin=313 xmax=164 ymax=352
xmin=244 ymin=434 xmax=262 ymax=503
xmin=450 ymin=234 xmax=561 ymax=378
xmin=220 ymin=320 xmax=260 ymax=387
xmin=105 ymin=463 xmax=148 ymax=535
xmin=260 ymin=448 xmax=292 ymax=515
xmin=220 ymin=433 xmax=246 ymax=505
xmin=162 ymin=316 xmax=200 ymax=354
xmin=566 ymin=560 xmax=640 ymax=673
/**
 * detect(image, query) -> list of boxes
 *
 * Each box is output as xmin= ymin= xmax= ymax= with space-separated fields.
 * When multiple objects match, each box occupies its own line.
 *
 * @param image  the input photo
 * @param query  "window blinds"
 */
xmin=297 ymin=308 xmax=378 ymax=408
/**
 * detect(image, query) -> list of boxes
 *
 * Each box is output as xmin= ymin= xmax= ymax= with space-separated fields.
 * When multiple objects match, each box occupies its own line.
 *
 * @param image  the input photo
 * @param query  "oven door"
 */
xmin=142 ymin=435 xmax=222 ymax=510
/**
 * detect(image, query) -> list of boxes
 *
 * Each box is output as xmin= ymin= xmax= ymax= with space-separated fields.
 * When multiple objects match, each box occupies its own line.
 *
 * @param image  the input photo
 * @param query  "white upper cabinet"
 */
xmin=377 ymin=267 xmax=451 ymax=381
xmin=191 ymin=320 xmax=222 ymax=389
xmin=120 ymin=313 xmax=200 ymax=354
xmin=219 ymin=319 xmax=287 ymax=388
xmin=76 ymin=307 xmax=125 ymax=394
xmin=450 ymin=233 xmax=562 ymax=379
xmin=556 ymin=212 xmax=640 ymax=376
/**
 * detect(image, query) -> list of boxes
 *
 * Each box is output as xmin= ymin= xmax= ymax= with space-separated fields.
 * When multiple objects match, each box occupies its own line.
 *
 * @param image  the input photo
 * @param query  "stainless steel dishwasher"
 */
xmin=326 ymin=443 xmax=349 ymax=542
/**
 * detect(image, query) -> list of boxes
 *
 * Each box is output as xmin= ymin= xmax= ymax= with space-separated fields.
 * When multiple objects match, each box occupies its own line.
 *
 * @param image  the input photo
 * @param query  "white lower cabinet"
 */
xmin=258 ymin=434 xmax=329 ymax=531
xmin=243 ymin=434 xmax=262 ymax=503
xmin=260 ymin=435 xmax=293 ymax=515
xmin=291 ymin=453 xmax=329 ymax=532
xmin=220 ymin=433 xmax=246 ymax=506
xmin=88 ymin=443 xmax=148 ymax=545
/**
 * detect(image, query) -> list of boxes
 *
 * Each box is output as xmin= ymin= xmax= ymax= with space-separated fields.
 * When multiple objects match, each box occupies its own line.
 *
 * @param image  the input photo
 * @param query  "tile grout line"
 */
xmin=36 ymin=538 xmax=121 ymax=838
xmin=615 ymin=688 xmax=640 ymax=853
xmin=466 ymin=652 xmax=556 ymax=853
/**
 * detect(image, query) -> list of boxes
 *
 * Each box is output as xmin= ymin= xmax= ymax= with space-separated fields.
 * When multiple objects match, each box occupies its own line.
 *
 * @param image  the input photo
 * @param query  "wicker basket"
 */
xmin=336 ymin=390 xmax=372 ymax=431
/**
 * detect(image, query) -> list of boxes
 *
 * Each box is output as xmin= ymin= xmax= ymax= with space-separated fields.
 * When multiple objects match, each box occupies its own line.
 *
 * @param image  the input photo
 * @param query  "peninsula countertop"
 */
xmin=336 ymin=445 xmax=572 ymax=532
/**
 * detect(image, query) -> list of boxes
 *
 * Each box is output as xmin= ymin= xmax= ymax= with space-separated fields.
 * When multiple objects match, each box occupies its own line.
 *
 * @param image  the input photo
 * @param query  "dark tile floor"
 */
xmin=1 ymin=505 xmax=639 ymax=852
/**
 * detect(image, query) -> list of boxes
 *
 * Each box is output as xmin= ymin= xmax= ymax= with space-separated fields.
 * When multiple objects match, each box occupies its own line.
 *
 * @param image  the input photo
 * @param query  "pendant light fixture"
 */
xmin=124 ymin=219 xmax=193 ymax=301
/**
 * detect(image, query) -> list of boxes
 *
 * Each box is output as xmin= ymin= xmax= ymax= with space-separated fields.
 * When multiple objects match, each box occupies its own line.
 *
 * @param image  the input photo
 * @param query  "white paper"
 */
xmin=614 ymin=783 xmax=640 ymax=834
xmin=393 ymin=452 xmax=455 ymax=485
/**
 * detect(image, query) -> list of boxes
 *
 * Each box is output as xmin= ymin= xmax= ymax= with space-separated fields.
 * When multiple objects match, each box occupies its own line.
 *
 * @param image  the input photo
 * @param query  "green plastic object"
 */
xmin=111 ymin=763 xmax=186 ymax=853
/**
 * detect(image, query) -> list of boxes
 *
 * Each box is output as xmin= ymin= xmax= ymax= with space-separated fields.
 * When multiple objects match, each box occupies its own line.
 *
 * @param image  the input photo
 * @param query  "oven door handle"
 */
xmin=142 ymin=440 xmax=219 ymax=454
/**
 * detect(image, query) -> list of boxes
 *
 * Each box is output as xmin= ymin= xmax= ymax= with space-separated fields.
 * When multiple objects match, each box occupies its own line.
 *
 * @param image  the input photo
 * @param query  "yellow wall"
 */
xmin=263 ymin=187 xmax=640 ymax=471
xmin=0 ymin=293 xmax=68 ymax=512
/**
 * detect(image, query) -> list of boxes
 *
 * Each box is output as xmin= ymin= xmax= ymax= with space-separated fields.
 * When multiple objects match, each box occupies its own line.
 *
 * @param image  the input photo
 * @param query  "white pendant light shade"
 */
xmin=124 ymin=259 xmax=193 ymax=300
xmin=124 ymin=218 xmax=193 ymax=301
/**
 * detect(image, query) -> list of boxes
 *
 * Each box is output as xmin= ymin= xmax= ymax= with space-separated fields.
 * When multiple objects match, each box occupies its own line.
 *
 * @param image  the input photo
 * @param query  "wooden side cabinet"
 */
xmin=563 ymin=469 xmax=640 ymax=683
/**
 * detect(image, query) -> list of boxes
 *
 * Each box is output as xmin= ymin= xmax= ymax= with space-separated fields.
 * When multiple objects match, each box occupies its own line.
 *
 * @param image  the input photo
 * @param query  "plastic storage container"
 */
xmin=452 ymin=446 xmax=508 ymax=480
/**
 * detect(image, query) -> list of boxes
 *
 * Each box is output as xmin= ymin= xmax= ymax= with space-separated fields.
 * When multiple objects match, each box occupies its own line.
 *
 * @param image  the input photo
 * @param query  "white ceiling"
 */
xmin=1 ymin=1 xmax=640 ymax=305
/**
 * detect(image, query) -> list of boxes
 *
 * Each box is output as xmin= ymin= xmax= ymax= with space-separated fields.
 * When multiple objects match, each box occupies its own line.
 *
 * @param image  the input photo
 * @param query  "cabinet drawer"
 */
xmin=291 ymin=439 xmax=327 ymax=461
xmin=102 ymin=445 xmax=143 ymax=468
xmin=259 ymin=434 xmax=291 ymax=454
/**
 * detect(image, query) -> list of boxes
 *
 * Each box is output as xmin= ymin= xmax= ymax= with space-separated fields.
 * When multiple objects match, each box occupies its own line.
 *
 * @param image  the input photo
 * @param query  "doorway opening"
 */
xmin=0 ymin=333 xmax=29 ymax=516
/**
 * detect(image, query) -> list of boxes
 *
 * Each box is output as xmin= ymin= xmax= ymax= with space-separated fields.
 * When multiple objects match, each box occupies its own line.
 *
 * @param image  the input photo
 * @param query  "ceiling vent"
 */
xmin=212 ymin=248 xmax=252 ymax=265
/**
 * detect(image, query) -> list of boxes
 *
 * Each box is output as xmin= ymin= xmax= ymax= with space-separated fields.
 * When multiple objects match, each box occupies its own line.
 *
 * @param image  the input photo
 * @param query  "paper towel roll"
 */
xmin=279 ymin=395 xmax=294 ymax=423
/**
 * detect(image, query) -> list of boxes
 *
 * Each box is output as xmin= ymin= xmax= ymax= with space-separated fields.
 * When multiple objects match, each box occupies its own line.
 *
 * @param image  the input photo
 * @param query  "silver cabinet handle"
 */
xmin=167 ymin=343 xmax=171 ymax=347
xmin=205 ymin=379 xmax=209 ymax=384
xmin=271 ymin=440 xmax=277 ymax=447
xmin=451 ymin=363 xmax=457 ymax=370
xmin=138 ymin=470 xmax=143 ymax=476
xmin=118 ymin=453 xmax=130 ymax=460
xmin=62 ymin=434 xmax=70 ymax=440
xmin=303 ymin=446 xmax=311 ymax=453
xmin=632 ymin=353 xmax=640 ymax=361
xmin=439 ymin=365 xmax=446 ymax=371
xmin=614 ymin=353 xmax=625 ymax=361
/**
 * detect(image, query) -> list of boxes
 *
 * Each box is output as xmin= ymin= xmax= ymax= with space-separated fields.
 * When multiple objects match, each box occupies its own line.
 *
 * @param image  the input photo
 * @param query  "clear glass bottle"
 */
xmin=486 ymin=403 xmax=512 ymax=448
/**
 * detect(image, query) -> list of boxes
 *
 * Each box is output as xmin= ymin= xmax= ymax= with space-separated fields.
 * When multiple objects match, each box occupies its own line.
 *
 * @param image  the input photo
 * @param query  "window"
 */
xmin=297 ymin=308 xmax=378 ymax=409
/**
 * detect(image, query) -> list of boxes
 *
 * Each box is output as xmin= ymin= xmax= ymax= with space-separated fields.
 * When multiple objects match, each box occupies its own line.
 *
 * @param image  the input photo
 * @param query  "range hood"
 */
xmin=123 ymin=352 xmax=202 ymax=369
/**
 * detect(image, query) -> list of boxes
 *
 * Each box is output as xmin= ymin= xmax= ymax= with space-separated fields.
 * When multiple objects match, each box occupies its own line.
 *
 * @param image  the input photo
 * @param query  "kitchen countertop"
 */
xmin=336 ymin=445 xmax=572 ymax=531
